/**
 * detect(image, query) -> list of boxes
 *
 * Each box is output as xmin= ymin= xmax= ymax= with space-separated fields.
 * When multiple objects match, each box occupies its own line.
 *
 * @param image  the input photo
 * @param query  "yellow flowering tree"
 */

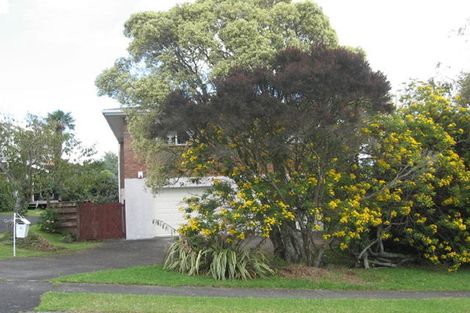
xmin=346 ymin=81 xmax=470 ymax=269
xmin=173 ymin=47 xmax=392 ymax=266
xmin=178 ymin=81 xmax=470 ymax=270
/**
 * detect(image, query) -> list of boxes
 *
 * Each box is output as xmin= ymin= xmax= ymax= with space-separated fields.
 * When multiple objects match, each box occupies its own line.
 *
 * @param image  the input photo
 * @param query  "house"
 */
xmin=103 ymin=108 xmax=213 ymax=239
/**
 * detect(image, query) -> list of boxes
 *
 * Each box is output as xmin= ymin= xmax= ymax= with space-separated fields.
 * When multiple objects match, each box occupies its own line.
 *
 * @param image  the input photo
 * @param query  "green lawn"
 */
xmin=26 ymin=209 xmax=44 ymax=217
xmin=32 ymin=226 xmax=99 ymax=251
xmin=0 ymin=225 xmax=99 ymax=260
xmin=0 ymin=245 xmax=45 ymax=259
xmin=54 ymin=264 xmax=470 ymax=291
xmin=36 ymin=292 xmax=470 ymax=313
xmin=1 ymin=209 xmax=44 ymax=218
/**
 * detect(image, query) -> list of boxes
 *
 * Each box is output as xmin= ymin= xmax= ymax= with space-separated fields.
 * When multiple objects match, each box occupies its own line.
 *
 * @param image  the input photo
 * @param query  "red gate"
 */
xmin=79 ymin=202 xmax=126 ymax=240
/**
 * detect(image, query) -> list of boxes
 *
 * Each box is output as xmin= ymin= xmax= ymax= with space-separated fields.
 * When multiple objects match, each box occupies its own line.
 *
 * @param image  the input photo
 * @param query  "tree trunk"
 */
xmin=270 ymin=223 xmax=306 ymax=263
xmin=357 ymin=240 xmax=416 ymax=268
xmin=314 ymin=247 xmax=326 ymax=268
xmin=270 ymin=226 xmax=286 ymax=259
xmin=363 ymin=251 xmax=370 ymax=269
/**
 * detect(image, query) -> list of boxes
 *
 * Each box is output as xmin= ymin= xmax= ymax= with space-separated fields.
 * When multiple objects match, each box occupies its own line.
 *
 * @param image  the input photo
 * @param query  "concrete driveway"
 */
xmin=0 ymin=237 xmax=172 ymax=313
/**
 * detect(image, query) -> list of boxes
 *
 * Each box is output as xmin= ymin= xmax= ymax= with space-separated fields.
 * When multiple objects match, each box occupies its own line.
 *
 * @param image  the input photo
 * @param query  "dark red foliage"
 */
xmin=153 ymin=46 xmax=391 ymax=145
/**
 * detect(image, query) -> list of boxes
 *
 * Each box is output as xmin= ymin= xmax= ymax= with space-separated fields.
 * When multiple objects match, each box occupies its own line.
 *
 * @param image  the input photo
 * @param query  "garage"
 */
xmin=124 ymin=178 xmax=207 ymax=239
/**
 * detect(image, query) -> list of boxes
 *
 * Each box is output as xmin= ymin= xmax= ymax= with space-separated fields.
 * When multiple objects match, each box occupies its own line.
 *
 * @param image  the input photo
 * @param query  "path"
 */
xmin=55 ymin=282 xmax=470 ymax=299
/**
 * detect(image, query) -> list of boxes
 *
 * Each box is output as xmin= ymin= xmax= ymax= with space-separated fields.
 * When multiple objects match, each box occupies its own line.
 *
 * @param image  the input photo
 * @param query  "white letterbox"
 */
xmin=16 ymin=217 xmax=31 ymax=238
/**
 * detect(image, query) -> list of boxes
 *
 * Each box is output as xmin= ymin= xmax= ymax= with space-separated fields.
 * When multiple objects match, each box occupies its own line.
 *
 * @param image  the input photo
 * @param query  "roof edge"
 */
xmin=102 ymin=108 xmax=126 ymax=143
xmin=102 ymin=108 xmax=125 ymax=117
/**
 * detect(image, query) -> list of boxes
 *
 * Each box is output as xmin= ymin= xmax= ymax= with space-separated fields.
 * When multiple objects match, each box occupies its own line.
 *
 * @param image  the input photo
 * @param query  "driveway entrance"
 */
xmin=0 ymin=237 xmax=172 ymax=313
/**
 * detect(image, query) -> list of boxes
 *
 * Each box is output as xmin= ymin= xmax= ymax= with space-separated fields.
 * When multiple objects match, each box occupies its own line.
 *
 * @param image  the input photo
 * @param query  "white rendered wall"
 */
xmin=124 ymin=179 xmax=206 ymax=239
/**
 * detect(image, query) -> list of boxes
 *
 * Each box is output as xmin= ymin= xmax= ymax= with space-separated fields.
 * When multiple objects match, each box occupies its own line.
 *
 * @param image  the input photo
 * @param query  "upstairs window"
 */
xmin=166 ymin=131 xmax=189 ymax=146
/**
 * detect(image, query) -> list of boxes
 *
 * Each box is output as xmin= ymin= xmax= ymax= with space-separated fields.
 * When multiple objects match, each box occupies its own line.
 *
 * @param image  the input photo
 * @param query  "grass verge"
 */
xmin=53 ymin=264 xmax=470 ymax=291
xmin=36 ymin=292 xmax=470 ymax=313
xmin=26 ymin=209 xmax=44 ymax=217
xmin=0 ymin=225 xmax=99 ymax=260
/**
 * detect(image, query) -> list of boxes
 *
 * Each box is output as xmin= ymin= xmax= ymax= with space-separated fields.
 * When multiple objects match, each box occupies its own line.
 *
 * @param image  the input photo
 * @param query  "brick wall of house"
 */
xmin=119 ymin=141 xmax=124 ymax=188
xmin=122 ymin=122 xmax=146 ymax=185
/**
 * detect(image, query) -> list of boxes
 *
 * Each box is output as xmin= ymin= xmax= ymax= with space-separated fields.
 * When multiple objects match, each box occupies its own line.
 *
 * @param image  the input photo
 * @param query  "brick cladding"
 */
xmin=122 ymin=123 xmax=146 ymax=185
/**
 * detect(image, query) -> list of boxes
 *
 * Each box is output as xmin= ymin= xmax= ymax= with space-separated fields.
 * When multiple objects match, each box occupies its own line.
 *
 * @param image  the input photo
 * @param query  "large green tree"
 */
xmin=0 ymin=113 xmax=117 ymax=211
xmin=41 ymin=110 xmax=79 ymax=203
xmin=96 ymin=0 xmax=338 ymax=185
xmin=0 ymin=115 xmax=60 ymax=211
xmin=97 ymin=0 xmax=337 ymax=106
xmin=0 ymin=119 xmax=16 ymax=211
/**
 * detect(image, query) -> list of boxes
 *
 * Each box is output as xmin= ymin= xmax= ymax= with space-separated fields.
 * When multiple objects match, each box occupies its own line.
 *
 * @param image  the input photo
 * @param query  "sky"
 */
xmin=0 ymin=0 xmax=469 ymax=157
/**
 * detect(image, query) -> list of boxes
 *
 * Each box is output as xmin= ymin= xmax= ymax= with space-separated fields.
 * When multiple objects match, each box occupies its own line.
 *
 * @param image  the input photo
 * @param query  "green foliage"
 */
xmin=38 ymin=208 xmax=59 ymax=233
xmin=164 ymin=237 xmax=273 ymax=280
xmin=98 ymin=0 xmax=337 ymax=105
xmin=62 ymin=232 xmax=77 ymax=243
xmin=46 ymin=110 xmax=75 ymax=133
xmin=174 ymin=80 xmax=470 ymax=270
xmin=96 ymin=0 xmax=339 ymax=191
xmin=61 ymin=153 xmax=119 ymax=203
xmin=166 ymin=47 xmax=391 ymax=266
xmin=95 ymin=0 xmax=470 ymax=271
xmin=0 ymin=114 xmax=63 ymax=210
xmin=102 ymin=152 xmax=119 ymax=184
xmin=0 ymin=225 xmax=99 ymax=260
xmin=0 ymin=113 xmax=118 ymax=207
xmin=14 ymin=232 xmax=59 ymax=251
xmin=0 ymin=175 xmax=14 ymax=211
xmin=352 ymin=81 xmax=470 ymax=270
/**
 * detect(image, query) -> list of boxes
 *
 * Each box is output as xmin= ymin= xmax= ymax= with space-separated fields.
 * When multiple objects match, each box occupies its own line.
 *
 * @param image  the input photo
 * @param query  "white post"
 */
xmin=13 ymin=212 xmax=16 ymax=257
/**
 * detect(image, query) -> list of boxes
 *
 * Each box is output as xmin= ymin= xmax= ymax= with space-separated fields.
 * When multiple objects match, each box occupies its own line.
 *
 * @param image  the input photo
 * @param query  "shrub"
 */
xmin=16 ymin=232 xmax=59 ymax=251
xmin=38 ymin=208 xmax=59 ymax=233
xmin=342 ymin=81 xmax=470 ymax=270
xmin=164 ymin=236 xmax=274 ymax=280
xmin=62 ymin=232 xmax=77 ymax=243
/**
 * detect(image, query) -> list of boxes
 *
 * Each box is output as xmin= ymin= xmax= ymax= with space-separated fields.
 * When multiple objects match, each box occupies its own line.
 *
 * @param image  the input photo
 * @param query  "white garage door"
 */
xmin=125 ymin=179 xmax=206 ymax=239
xmin=152 ymin=187 xmax=205 ymax=237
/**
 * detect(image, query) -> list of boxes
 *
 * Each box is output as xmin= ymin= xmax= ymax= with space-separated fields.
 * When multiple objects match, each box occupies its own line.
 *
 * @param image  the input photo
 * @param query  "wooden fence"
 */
xmin=50 ymin=202 xmax=125 ymax=240
xmin=79 ymin=202 xmax=125 ymax=240
xmin=50 ymin=202 xmax=79 ymax=237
